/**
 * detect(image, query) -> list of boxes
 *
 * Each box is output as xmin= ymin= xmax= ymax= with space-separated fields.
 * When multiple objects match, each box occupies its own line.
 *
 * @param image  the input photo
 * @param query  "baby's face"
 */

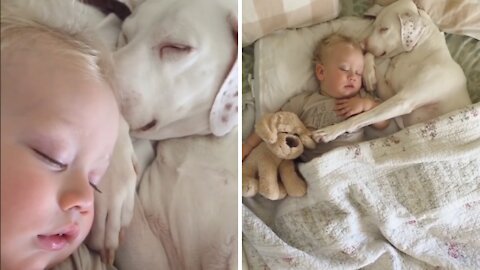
xmin=1 ymin=43 xmax=119 ymax=269
xmin=316 ymin=43 xmax=364 ymax=98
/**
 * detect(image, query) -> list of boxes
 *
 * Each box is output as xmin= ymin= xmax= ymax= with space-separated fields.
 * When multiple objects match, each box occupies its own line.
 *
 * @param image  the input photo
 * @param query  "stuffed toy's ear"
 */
xmin=300 ymin=135 xmax=316 ymax=150
xmin=209 ymin=14 xmax=238 ymax=137
xmin=255 ymin=113 xmax=278 ymax=144
xmin=398 ymin=11 xmax=425 ymax=51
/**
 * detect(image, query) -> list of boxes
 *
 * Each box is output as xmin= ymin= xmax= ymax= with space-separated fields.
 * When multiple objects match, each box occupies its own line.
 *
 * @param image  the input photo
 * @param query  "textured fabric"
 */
xmin=376 ymin=0 xmax=480 ymax=40
xmin=243 ymin=102 xmax=480 ymax=269
xmin=414 ymin=0 xmax=480 ymax=40
xmin=242 ymin=0 xmax=341 ymax=45
xmin=53 ymin=244 xmax=117 ymax=270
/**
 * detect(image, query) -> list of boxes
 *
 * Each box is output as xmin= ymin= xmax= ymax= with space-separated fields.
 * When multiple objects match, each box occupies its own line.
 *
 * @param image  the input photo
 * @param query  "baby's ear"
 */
xmin=315 ymin=63 xmax=325 ymax=81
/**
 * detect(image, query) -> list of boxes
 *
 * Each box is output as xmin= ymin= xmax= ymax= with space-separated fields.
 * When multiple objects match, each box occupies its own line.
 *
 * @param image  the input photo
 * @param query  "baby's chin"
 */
xmin=44 ymin=245 xmax=80 ymax=269
xmin=339 ymin=88 xmax=360 ymax=98
xmin=44 ymin=227 xmax=90 ymax=269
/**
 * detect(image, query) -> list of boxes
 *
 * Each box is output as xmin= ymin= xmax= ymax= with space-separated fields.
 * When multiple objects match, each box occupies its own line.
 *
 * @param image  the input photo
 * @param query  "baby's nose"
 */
xmin=59 ymin=173 xmax=94 ymax=214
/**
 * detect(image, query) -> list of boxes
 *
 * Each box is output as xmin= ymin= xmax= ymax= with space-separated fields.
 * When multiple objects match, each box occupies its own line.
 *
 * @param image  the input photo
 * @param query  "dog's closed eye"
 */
xmin=379 ymin=27 xmax=389 ymax=33
xmin=158 ymin=43 xmax=193 ymax=60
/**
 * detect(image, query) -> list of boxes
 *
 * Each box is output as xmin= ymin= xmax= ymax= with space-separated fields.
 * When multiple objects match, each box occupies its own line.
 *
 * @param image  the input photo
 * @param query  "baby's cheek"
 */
xmin=77 ymin=210 xmax=94 ymax=246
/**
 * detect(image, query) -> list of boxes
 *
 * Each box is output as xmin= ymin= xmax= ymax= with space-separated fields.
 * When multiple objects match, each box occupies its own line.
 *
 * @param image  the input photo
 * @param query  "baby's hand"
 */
xmin=334 ymin=97 xmax=368 ymax=118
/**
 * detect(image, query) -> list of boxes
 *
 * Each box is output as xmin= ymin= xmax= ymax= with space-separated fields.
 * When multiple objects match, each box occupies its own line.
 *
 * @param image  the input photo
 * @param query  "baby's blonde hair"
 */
xmin=1 ymin=0 xmax=113 ymax=87
xmin=313 ymin=33 xmax=363 ymax=64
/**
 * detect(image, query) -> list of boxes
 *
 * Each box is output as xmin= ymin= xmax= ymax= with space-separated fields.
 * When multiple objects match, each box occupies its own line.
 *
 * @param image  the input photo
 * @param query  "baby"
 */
xmin=1 ymin=4 xmax=119 ymax=270
xmin=243 ymin=33 xmax=388 ymax=161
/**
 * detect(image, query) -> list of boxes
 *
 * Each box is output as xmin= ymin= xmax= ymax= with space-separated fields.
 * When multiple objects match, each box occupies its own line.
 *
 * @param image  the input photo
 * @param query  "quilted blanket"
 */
xmin=243 ymin=103 xmax=480 ymax=270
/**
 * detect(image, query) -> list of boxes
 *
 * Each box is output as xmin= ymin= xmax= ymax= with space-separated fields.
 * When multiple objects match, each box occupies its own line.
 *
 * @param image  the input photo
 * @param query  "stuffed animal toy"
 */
xmin=242 ymin=111 xmax=316 ymax=200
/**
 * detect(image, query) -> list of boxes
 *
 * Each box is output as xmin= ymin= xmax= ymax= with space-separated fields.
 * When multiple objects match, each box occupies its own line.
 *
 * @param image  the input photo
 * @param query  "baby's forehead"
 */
xmin=328 ymin=42 xmax=362 ymax=55
xmin=325 ymin=44 xmax=363 ymax=62
xmin=2 ymin=36 xmax=113 ymax=114
xmin=4 ymin=29 xmax=103 ymax=76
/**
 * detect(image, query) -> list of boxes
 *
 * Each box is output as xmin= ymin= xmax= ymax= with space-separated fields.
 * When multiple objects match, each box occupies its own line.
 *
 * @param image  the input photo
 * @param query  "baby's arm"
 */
xmin=334 ymin=96 xmax=389 ymax=129
xmin=364 ymin=97 xmax=389 ymax=130
xmin=242 ymin=132 xmax=262 ymax=160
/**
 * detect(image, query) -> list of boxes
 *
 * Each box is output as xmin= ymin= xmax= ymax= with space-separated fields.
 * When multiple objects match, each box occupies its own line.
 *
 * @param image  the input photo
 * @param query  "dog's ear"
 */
xmin=209 ymin=61 xmax=238 ymax=136
xmin=300 ymin=135 xmax=316 ymax=150
xmin=398 ymin=11 xmax=425 ymax=51
xmin=209 ymin=14 xmax=238 ymax=137
xmin=117 ymin=0 xmax=144 ymax=10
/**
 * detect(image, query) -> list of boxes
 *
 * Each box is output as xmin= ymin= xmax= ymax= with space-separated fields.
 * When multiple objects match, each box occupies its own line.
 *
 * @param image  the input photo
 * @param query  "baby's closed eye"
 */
xmin=32 ymin=148 xmax=68 ymax=171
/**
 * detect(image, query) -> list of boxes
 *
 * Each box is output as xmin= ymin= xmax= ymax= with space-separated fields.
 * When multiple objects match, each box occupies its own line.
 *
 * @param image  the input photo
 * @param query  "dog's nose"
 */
xmin=363 ymin=38 xmax=369 ymax=52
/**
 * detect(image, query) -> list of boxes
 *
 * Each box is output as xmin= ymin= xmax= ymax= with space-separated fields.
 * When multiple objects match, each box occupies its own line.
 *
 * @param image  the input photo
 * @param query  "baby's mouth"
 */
xmin=37 ymin=224 xmax=80 ymax=251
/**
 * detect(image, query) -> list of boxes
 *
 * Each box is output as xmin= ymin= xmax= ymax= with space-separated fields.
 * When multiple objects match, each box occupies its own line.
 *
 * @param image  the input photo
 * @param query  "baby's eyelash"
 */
xmin=33 ymin=149 xmax=67 ymax=171
xmin=90 ymin=182 xmax=102 ymax=194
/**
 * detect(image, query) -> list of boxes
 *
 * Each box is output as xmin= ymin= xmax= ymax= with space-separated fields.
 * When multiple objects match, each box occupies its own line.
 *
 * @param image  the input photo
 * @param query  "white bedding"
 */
xmin=243 ymin=103 xmax=480 ymax=269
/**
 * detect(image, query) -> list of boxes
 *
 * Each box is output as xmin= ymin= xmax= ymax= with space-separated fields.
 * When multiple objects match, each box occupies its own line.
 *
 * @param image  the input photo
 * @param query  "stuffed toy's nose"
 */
xmin=285 ymin=136 xmax=299 ymax=148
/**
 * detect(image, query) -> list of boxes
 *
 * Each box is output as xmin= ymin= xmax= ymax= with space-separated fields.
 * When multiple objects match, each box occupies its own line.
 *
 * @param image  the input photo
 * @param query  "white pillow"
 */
xmin=242 ymin=0 xmax=341 ymax=46
xmin=252 ymin=17 xmax=374 ymax=122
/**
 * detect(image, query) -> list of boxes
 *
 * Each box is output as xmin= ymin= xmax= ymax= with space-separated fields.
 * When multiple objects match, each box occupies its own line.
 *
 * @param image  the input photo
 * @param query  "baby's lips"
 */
xmin=37 ymin=224 xmax=80 ymax=251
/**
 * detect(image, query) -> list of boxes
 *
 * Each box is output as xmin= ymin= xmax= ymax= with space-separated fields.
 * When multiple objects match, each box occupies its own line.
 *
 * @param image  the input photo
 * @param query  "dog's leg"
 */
xmin=313 ymin=92 xmax=415 ymax=142
xmin=363 ymin=53 xmax=377 ymax=92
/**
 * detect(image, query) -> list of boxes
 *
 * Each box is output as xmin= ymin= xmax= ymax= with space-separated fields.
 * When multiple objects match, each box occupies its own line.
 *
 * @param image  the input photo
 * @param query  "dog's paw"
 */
xmin=86 ymin=120 xmax=138 ymax=265
xmin=363 ymin=53 xmax=377 ymax=92
xmin=312 ymin=125 xmax=346 ymax=143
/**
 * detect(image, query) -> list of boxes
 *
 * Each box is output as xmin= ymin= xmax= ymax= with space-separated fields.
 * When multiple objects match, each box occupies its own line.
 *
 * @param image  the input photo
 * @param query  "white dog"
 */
xmin=114 ymin=0 xmax=238 ymax=140
xmin=111 ymin=0 xmax=238 ymax=269
xmin=313 ymin=0 xmax=472 ymax=143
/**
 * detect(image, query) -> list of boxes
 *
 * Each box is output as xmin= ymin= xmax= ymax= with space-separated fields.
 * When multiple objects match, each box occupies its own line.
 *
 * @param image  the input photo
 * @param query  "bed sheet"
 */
xmin=243 ymin=102 xmax=480 ymax=269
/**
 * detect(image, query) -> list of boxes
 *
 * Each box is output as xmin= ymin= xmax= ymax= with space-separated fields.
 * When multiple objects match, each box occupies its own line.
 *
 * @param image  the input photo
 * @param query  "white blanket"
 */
xmin=243 ymin=103 xmax=480 ymax=269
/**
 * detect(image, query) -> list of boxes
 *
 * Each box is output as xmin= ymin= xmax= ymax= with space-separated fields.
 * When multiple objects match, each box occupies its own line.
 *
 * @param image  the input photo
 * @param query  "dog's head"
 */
xmin=365 ymin=0 xmax=426 ymax=58
xmin=113 ymin=0 xmax=238 ymax=140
